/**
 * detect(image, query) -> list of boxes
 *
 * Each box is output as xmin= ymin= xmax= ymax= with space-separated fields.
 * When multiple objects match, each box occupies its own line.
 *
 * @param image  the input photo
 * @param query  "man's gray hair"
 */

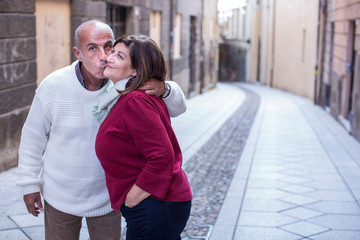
xmin=74 ymin=19 xmax=114 ymax=49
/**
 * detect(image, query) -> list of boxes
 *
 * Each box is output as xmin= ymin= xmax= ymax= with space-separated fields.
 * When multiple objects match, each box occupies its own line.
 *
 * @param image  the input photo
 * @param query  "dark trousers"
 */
xmin=121 ymin=197 xmax=191 ymax=240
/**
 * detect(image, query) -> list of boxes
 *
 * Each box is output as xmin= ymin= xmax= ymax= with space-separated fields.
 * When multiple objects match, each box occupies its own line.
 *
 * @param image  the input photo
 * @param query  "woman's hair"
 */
xmin=114 ymin=34 xmax=168 ymax=95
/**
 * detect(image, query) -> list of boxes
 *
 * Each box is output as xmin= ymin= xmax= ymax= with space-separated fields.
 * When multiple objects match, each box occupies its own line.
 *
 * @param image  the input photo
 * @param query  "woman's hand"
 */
xmin=125 ymin=184 xmax=151 ymax=208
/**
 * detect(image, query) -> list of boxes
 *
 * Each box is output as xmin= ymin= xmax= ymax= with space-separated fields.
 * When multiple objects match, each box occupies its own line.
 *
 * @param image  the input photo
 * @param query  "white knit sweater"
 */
xmin=16 ymin=61 xmax=186 ymax=217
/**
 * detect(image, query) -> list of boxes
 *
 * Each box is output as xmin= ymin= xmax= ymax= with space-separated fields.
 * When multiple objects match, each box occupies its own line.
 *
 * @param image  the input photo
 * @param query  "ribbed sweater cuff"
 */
xmin=21 ymin=184 xmax=41 ymax=196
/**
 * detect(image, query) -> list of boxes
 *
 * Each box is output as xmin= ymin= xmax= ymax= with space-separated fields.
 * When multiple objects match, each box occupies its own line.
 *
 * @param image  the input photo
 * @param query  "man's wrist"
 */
xmin=162 ymin=82 xmax=171 ymax=98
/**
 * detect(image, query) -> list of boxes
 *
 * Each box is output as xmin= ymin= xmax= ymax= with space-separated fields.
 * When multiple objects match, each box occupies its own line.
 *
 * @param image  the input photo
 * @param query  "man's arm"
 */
xmin=17 ymin=93 xmax=50 ymax=216
xmin=139 ymin=80 xmax=187 ymax=117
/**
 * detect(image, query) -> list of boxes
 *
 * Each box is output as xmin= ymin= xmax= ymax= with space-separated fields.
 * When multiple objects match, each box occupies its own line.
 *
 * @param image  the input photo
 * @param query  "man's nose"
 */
xmin=99 ymin=48 xmax=108 ymax=61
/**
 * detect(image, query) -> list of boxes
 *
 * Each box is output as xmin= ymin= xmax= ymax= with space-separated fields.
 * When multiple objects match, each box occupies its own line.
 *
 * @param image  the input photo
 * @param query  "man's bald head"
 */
xmin=74 ymin=20 xmax=114 ymax=49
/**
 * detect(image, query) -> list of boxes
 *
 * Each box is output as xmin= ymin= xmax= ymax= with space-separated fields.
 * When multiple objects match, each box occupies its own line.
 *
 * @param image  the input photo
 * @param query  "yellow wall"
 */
xmin=249 ymin=0 xmax=318 ymax=100
xmin=272 ymin=0 xmax=318 ymax=100
xmin=35 ymin=0 xmax=71 ymax=85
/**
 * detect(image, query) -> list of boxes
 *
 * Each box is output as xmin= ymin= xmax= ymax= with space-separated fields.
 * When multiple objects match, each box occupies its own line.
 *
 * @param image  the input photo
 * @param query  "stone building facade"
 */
xmin=0 ymin=0 xmax=37 ymax=172
xmin=316 ymin=0 xmax=360 ymax=141
xmin=0 ymin=0 xmax=219 ymax=172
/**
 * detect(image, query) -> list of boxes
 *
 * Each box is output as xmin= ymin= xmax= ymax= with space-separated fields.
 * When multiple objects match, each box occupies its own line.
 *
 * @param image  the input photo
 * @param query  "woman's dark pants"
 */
xmin=121 ymin=197 xmax=191 ymax=240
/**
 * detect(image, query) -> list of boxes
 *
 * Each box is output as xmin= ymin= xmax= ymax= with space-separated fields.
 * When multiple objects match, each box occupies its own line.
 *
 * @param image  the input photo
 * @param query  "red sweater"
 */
xmin=95 ymin=90 xmax=192 ymax=211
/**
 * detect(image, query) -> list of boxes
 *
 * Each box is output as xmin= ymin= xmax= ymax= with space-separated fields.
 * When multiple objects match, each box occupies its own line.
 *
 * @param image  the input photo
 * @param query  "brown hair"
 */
xmin=114 ymin=34 xmax=168 ymax=95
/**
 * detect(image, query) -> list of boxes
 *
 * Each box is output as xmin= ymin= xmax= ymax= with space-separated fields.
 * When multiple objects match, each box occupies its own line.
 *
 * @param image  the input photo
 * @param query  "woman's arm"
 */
xmin=123 ymin=94 xmax=175 ymax=199
xmin=125 ymin=184 xmax=151 ymax=207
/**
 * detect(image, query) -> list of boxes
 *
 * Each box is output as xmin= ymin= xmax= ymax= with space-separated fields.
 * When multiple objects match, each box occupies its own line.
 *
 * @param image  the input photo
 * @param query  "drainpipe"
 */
xmin=199 ymin=0 xmax=205 ymax=93
xmin=270 ymin=0 xmax=276 ymax=88
xmin=314 ymin=0 xmax=321 ymax=104
xmin=169 ymin=0 xmax=174 ymax=80
xmin=315 ymin=0 xmax=327 ymax=104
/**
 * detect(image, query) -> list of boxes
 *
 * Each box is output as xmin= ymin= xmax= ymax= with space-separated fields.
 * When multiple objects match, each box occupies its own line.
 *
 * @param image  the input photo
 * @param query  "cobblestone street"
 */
xmin=182 ymin=87 xmax=260 ymax=239
xmin=1 ymin=82 xmax=360 ymax=239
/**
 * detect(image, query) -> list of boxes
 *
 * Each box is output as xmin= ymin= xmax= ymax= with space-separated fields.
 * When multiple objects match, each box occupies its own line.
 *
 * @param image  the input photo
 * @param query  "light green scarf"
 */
xmin=92 ymin=77 xmax=131 ymax=124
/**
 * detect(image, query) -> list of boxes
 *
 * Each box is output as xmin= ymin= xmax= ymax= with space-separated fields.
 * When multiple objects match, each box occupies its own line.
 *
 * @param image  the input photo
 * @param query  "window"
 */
xmin=174 ymin=14 xmax=182 ymax=58
xmin=209 ymin=18 xmax=214 ymax=37
xmin=150 ymin=11 xmax=162 ymax=47
xmin=202 ymin=17 xmax=207 ymax=37
xmin=302 ymin=29 xmax=306 ymax=62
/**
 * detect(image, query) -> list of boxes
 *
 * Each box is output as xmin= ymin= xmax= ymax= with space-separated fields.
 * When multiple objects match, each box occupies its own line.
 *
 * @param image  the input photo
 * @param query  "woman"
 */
xmin=95 ymin=34 xmax=193 ymax=240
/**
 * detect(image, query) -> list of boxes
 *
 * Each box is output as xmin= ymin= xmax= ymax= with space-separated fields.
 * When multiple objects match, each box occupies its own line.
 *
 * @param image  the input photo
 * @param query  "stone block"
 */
xmin=346 ymin=3 xmax=360 ymax=19
xmin=0 ymin=107 xmax=29 ymax=172
xmin=72 ymin=0 xmax=106 ymax=18
xmin=8 ymin=108 xmax=29 ymax=149
xmin=334 ymin=33 xmax=348 ymax=48
xmin=351 ymin=53 xmax=360 ymax=141
xmin=0 ymin=0 xmax=35 ymax=13
xmin=0 ymin=150 xmax=19 ymax=172
xmin=0 ymin=14 xmax=36 ymax=38
xmin=0 ymin=60 xmax=37 ymax=90
xmin=0 ymin=83 xmax=36 ymax=115
xmin=0 ymin=38 xmax=36 ymax=64
xmin=334 ymin=21 xmax=349 ymax=34
xmin=355 ymin=35 xmax=360 ymax=51
xmin=0 ymin=116 xmax=7 ymax=152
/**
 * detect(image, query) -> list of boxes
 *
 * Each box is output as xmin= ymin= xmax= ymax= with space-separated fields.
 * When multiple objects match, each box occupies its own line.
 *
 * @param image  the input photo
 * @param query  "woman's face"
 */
xmin=104 ymin=42 xmax=136 ymax=83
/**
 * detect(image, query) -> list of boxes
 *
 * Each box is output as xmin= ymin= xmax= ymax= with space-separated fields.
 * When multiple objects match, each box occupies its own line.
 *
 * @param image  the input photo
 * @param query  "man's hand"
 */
xmin=138 ymin=78 xmax=165 ymax=97
xmin=24 ymin=192 xmax=43 ymax=217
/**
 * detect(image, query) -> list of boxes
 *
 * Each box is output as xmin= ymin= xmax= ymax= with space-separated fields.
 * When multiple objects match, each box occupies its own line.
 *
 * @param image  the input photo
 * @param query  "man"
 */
xmin=16 ymin=20 xmax=186 ymax=240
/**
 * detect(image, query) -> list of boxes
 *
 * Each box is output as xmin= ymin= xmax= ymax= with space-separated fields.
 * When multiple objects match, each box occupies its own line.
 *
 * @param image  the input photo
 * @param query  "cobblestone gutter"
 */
xmin=182 ymin=86 xmax=260 ymax=240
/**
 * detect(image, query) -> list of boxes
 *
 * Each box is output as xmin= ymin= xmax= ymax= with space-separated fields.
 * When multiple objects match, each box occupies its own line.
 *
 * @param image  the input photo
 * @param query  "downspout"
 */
xmin=169 ymin=0 xmax=174 ymax=80
xmin=270 ymin=0 xmax=276 ymax=87
xmin=314 ymin=0 xmax=320 ymax=104
xmin=199 ymin=0 xmax=205 ymax=93
xmin=315 ymin=0 xmax=326 ymax=104
xmin=318 ymin=0 xmax=327 ymax=106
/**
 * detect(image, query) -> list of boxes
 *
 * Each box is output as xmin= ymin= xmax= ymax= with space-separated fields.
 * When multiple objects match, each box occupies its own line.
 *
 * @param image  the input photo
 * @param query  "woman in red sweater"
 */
xmin=95 ymin=34 xmax=192 ymax=240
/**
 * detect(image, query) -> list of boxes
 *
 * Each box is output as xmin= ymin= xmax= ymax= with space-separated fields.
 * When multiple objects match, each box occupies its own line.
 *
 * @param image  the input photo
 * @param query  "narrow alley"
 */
xmin=1 ymin=82 xmax=360 ymax=239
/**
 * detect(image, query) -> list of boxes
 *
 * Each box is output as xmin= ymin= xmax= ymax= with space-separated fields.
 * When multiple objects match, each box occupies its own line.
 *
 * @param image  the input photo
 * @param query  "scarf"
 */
xmin=92 ymin=77 xmax=131 ymax=124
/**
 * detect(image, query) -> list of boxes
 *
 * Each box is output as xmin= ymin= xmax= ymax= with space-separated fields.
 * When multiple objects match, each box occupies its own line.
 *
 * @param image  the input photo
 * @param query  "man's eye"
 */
xmin=118 ymin=54 xmax=123 ymax=59
xmin=89 ymin=46 xmax=97 ymax=51
xmin=111 ymin=49 xmax=115 ymax=54
xmin=105 ymin=44 xmax=113 ymax=50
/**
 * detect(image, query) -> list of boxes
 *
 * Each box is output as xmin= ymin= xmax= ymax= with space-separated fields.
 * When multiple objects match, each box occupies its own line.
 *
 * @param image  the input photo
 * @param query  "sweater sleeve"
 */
xmin=124 ymin=95 xmax=174 ymax=199
xmin=16 ymin=92 xmax=51 ymax=195
xmin=162 ymin=81 xmax=187 ymax=118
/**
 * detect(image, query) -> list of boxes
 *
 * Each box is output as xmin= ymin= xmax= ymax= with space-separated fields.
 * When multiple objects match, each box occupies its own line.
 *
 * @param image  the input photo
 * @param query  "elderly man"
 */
xmin=16 ymin=20 xmax=186 ymax=240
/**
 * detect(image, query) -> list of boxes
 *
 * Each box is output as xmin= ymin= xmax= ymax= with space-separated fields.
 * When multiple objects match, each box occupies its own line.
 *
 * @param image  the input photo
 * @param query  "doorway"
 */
xmin=189 ymin=16 xmax=197 ymax=97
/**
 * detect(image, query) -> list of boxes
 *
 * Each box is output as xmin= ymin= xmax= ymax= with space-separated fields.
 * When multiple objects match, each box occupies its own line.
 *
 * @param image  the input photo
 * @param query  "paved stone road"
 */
xmin=181 ymin=86 xmax=260 ymax=239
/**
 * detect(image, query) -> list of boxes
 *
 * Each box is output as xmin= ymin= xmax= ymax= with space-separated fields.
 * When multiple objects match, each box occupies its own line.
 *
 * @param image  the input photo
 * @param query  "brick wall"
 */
xmin=0 ymin=0 xmax=37 ymax=171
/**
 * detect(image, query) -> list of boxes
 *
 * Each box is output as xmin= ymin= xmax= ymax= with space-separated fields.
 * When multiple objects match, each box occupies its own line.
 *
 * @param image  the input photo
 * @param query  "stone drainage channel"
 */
xmin=182 ymin=86 xmax=260 ymax=240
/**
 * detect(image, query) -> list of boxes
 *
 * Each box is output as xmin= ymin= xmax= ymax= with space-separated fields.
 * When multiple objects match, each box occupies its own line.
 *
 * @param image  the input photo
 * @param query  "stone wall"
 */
xmin=0 ymin=0 xmax=37 ymax=171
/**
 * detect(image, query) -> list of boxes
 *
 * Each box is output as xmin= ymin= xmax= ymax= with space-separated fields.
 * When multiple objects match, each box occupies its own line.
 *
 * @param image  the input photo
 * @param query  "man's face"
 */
xmin=74 ymin=23 xmax=114 ymax=80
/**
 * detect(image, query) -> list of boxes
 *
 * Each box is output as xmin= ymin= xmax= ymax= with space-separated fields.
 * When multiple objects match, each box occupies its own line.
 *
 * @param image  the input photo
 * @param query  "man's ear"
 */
xmin=73 ymin=47 xmax=82 ymax=61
